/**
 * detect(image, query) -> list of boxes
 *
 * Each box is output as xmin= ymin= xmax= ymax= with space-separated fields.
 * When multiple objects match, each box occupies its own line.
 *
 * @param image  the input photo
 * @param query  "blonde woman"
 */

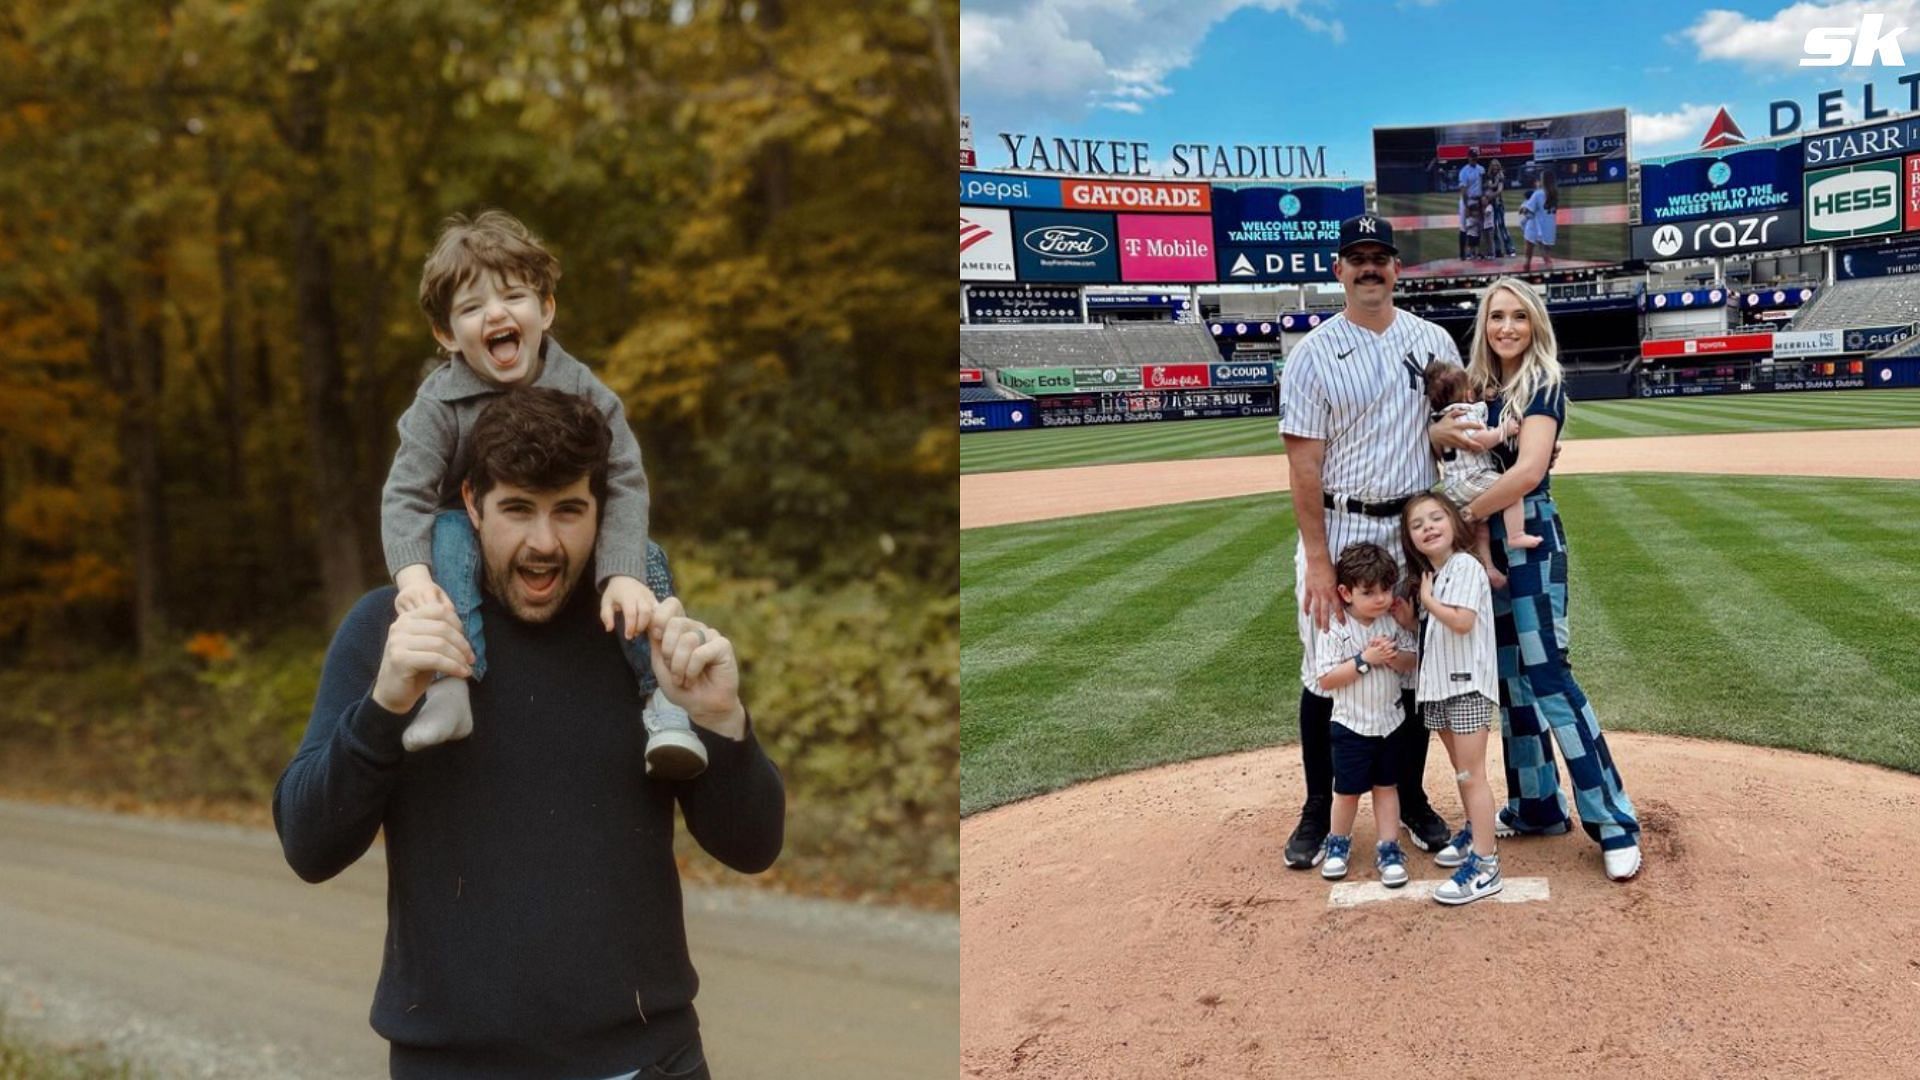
xmin=1459 ymin=278 xmax=1642 ymax=882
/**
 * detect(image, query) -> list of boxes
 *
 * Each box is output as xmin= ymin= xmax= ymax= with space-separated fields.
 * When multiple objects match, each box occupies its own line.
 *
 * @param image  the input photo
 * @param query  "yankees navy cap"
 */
xmin=1337 ymin=214 xmax=1398 ymax=255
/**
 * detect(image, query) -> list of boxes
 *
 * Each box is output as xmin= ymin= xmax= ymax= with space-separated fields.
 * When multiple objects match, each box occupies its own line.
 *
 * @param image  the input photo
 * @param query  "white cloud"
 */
xmin=1632 ymin=103 xmax=1724 ymax=151
xmin=961 ymin=0 xmax=1344 ymax=119
xmin=1681 ymin=1 xmax=1920 ymax=68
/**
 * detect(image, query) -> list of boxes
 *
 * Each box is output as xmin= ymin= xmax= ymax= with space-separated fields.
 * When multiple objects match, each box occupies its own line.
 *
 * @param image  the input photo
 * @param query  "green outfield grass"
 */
xmin=959 ymin=474 xmax=1920 ymax=814
xmin=960 ymin=388 xmax=1920 ymax=474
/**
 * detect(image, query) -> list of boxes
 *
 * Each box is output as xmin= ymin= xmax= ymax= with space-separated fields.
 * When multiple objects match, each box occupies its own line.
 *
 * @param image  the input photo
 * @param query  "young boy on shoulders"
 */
xmin=379 ymin=210 xmax=707 ymax=778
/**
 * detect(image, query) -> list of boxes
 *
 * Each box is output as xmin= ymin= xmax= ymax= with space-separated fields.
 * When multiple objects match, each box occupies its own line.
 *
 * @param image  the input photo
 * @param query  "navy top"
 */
xmin=1487 ymin=382 xmax=1567 ymax=498
xmin=273 ymin=580 xmax=785 ymax=1078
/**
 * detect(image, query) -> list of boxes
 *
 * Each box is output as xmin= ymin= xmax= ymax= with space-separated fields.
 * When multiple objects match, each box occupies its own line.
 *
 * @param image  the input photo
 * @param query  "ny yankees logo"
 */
xmin=1401 ymin=351 xmax=1431 ymax=391
xmin=1358 ymin=216 xmax=1378 ymax=234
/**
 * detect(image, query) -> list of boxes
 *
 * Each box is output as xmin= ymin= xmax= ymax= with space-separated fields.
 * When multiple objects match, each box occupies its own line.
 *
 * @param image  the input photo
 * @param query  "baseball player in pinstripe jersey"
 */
xmin=1280 ymin=213 xmax=1475 ymax=870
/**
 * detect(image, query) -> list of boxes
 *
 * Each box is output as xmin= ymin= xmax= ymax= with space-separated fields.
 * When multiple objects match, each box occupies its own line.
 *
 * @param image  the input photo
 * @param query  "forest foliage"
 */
xmin=0 ymin=0 xmax=959 ymax=903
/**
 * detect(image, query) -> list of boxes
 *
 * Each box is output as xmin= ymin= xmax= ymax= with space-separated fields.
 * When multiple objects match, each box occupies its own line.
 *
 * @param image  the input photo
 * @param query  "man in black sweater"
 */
xmin=274 ymin=388 xmax=784 ymax=1078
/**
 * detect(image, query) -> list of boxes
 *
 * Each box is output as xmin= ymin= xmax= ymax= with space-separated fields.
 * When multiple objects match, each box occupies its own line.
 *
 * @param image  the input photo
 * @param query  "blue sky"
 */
xmin=960 ymin=0 xmax=1920 ymax=177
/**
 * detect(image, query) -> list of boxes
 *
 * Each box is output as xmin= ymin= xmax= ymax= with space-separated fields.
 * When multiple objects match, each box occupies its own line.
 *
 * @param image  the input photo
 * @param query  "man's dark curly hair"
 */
xmin=466 ymin=387 xmax=611 ymax=510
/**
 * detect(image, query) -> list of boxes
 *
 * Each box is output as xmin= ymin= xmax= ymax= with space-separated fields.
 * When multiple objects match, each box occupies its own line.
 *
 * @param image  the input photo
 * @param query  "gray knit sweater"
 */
xmin=379 ymin=339 xmax=649 ymax=586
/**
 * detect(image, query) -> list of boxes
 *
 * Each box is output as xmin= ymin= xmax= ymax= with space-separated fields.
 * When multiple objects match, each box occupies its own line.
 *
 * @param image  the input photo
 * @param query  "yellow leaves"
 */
xmin=4 ymin=486 xmax=87 ymax=546
xmin=185 ymin=631 xmax=237 ymax=665
xmin=44 ymin=553 xmax=125 ymax=605
xmin=910 ymin=426 xmax=955 ymax=478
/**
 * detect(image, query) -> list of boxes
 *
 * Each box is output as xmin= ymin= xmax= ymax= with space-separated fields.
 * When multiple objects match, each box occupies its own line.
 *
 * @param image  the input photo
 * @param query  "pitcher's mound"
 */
xmin=961 ymin=732 xmax=1920 ymax=1078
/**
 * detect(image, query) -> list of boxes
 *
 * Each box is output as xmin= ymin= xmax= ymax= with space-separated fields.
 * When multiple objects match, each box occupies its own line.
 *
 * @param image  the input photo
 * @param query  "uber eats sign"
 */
xmin=1804 ymin=159 xmax=1901 ymax=242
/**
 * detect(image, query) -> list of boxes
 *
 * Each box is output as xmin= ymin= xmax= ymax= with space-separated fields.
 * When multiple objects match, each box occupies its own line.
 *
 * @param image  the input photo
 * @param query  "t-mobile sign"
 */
xmin=1117 ymin=214 xmax=1214 ymax=282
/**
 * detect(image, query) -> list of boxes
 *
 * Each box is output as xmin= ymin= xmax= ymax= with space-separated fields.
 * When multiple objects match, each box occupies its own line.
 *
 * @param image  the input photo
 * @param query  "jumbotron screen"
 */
xmin=1372 ymin=108 xmax=1630 ymax=278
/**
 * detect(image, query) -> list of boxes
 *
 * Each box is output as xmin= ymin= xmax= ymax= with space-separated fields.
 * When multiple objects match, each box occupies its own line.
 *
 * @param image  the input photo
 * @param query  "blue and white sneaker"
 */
xmin=1433 ymin=852 xmax=1503 ymax=906
xmin=1320 ymin=835 xmax=1353 ymax=881
xmin=1376 ymin=840 xmax=1409 ymax=888
xmin=1434 ymin=824 xmax=1474 ymax=869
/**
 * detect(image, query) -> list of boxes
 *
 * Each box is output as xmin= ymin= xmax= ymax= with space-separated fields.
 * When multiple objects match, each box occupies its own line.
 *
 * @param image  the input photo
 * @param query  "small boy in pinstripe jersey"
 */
xmin=1310 ymin=543 xmax=1419 ymax=887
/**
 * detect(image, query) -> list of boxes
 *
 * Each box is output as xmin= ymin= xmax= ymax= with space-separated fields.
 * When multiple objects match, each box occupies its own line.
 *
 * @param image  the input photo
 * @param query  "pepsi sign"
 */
xmin=960 ymin=171 xmax=1063 ymax=209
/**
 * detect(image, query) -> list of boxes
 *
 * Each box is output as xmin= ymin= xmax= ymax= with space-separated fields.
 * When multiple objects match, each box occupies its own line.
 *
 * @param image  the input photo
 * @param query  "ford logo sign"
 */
xmin=1023 ymin=226 xmax=1109 ymax=257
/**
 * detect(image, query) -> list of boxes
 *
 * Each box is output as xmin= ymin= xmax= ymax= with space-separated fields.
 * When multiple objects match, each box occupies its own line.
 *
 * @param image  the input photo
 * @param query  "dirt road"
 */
xmin=0 ymin=799 xmax=957 ymax=1078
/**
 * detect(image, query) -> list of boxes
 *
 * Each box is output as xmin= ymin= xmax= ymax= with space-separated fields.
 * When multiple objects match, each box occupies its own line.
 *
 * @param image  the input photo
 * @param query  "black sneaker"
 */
xmin=1283 ymin=803 xmax=1330 ymax=869
xmin=1401 ymin=809 xmax=1451 ymax=853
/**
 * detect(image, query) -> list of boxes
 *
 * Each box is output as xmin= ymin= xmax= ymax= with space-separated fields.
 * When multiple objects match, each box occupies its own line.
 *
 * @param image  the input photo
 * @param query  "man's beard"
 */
xmin=482 ymin=553 xmax=581 ymax=623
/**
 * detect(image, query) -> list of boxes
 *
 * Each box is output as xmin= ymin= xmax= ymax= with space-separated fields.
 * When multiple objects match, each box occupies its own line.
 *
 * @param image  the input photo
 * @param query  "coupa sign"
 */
xmin=1804 ymin=160 xmax=1902 ymax=241
xmin=1210 ymin=362 xmax=1275 ymax=387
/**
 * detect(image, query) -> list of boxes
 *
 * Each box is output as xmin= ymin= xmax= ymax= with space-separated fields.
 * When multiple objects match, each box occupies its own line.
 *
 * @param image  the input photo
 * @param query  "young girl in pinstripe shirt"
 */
xmin=1402 ymin=494 xmax=1504 ymax=906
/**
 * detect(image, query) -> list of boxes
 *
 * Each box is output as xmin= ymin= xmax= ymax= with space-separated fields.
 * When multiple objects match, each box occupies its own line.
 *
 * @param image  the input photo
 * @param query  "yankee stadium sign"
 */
xmin=996 ymin=132 xmax=1330 ymax=179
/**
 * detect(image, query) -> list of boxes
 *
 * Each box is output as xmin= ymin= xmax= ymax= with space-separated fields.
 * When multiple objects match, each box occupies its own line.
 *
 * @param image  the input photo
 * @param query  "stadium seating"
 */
xmin=1108 ymin=323 xmax=1220 ymax=365
xmin=960 ymin=323 xmax=1220 ymax=368
xmin=959 ymin=326 xmax=1124 ymax=368
xmin=961 ymin=385 xmax=1016 ymax=403
xmin=1791 ymin=276 xmax=1920 ymax=330
xmin=1875 ymin=334 xmax=1920 ymax=358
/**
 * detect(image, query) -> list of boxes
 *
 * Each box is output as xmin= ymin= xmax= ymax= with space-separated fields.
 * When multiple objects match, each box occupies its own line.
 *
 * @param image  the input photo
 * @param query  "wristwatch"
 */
xmin=1353 ymin=653 xmax=1371 ymax=675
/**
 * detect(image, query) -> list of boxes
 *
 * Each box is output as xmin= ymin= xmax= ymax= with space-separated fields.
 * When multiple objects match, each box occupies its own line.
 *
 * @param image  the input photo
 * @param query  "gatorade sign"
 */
xmin=1804 ymin=159 xmax=1901 ymax=241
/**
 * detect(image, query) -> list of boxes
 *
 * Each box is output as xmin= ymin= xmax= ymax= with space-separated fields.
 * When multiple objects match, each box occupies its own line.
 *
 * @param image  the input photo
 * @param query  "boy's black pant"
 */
xmin=1296 ymin=687 xmax=1435 ymax=820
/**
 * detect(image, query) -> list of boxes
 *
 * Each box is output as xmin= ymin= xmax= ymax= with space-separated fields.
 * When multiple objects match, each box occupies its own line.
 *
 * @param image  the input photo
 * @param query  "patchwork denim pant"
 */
xmin=1490 ymin=493 xmax=1640 ymax=851
xmin=432 ymin=509 xmax=675 ymax=697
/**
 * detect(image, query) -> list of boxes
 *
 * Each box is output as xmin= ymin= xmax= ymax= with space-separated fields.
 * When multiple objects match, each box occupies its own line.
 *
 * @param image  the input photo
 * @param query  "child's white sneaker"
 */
xmin=1434 ymin=824 xmax=1474 ymax=869
xmin=1320 ymin=835 xmax=1352 ymax=881
xmin=1375 ymin=840 xmax=1409 ymax=889
xmin=1433 ymin=852 xmax=1503 ymax=906
xmin=642 ymin=690 xmax=709 ymax=780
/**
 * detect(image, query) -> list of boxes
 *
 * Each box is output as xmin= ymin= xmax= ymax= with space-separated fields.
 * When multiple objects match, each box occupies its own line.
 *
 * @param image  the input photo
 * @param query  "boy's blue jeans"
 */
xmin=431 ymin=509 xmax=668 ymax=696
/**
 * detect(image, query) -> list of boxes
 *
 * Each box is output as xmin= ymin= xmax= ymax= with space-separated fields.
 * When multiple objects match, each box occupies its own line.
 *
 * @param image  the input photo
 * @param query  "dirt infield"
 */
xmin=960 ymin=733 xmax=1920 ymax=1078
xmin=960 ymin=427 xmax=1920 ymax=1077
xmin=959 ymin=427 xmax=1920 ymax=528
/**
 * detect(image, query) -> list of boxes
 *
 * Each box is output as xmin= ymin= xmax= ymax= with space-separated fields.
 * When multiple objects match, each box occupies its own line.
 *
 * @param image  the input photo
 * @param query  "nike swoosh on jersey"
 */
xmin=1336 ymin=348 xmax=1357 ymax=359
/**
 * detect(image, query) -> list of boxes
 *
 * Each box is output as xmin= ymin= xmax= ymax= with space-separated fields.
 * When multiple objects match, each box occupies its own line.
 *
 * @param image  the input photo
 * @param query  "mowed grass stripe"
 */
xmin=1590 ymin=478 xmax=1920 ymax=767
xmin=962 ymin=501 xmax=1286 ymax=812
xmin=1797 ymin=485 xmax=1920 ymax=540
xmin=1710 ymin=479 xmax=1920 ymax=586
xmin=959 ymin=504 xmax=1194 ymax=580
xmin=961 ymin=511 xmax=1230 ymax=615
xmin=961 ymin=417 xmax=1274 ymax=473
xmin=1554 ymin=478 xmax=1840 ymax=750
xmin=1584 ymin=398 xmax=1913 ymax=432
xmin=1549 ymin=479 xmax=1792 ymax=750
xmin=968 ymin=423 xmax=1199 ymax=468
xmin=1648 ymin=479 xmax=1920 ymax=690
xmin=963 ymin=390 xmax=1920 ymax=473
xmin=960 ymin=499 xmax=1274 ymax=687
xmin=961 ymin=474 xmax=1920 ymax=813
